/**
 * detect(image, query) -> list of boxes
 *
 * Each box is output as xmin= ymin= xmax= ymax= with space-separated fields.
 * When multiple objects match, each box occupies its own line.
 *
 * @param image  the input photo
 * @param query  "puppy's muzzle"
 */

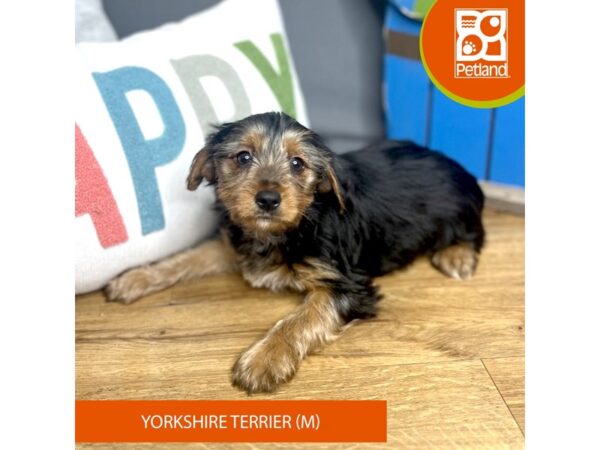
xmin=255 ymin=190 xmax=281 ymax=212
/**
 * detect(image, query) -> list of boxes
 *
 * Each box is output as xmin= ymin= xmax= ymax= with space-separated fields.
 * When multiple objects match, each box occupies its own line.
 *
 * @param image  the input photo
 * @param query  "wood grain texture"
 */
xmin=76 ymin=210 xmax=524 ymax=448
xmin=483 ymin=356 xmax=525 ymax=433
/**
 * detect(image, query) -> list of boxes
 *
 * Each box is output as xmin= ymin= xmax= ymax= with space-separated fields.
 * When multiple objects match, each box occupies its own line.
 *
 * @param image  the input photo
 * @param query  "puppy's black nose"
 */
xmin=255 ymin=190 xmax=281 ymax=212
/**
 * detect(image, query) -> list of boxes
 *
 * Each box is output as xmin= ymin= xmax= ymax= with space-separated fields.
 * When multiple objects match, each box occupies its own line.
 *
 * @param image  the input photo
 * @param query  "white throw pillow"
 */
xmin=75 ymin=0 xmax=309 ymax=294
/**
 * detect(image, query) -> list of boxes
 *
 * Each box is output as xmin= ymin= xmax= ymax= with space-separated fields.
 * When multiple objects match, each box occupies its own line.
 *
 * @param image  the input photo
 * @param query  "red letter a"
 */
xmin=75 ymin=124 xmax=128 ymax=248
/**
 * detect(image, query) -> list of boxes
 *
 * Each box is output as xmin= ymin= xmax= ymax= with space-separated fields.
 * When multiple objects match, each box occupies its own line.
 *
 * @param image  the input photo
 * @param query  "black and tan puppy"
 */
xmin=107 ymin=112 xmax=485 ymax=393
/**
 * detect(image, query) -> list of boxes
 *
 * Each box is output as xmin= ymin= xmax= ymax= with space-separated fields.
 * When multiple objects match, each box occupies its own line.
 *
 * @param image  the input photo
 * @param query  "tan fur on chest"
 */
xmin=239 ymin=249 xmax=306 ymax=292
xmin=238 ymin=251 xmax=340 ymax=293
xmin=242 ymin=263 xmax=307 ymax=292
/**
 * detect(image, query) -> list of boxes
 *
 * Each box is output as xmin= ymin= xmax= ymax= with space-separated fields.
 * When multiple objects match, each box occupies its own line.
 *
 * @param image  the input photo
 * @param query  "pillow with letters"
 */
xmin=75 ymin=0 xmax=309 ymax=294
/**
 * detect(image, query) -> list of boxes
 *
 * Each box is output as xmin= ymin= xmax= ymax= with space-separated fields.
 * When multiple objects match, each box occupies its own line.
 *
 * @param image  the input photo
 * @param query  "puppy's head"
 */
xmin=187 ymin=112 xmax=344 ymax=236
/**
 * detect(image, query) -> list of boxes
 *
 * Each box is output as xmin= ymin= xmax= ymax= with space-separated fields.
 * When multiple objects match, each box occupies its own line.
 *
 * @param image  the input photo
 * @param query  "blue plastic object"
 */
xmin=384 ymin=4 xmax=524 ymax=186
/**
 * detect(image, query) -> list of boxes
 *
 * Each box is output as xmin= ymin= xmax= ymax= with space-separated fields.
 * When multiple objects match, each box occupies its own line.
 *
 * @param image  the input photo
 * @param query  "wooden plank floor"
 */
xmin=76 ymin=209 xmax=524 ymax=449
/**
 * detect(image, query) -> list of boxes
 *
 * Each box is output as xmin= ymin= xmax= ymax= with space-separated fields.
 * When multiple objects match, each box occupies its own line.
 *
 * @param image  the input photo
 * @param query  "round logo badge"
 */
xmin=420 ymin=0 xmax=524 ymax=108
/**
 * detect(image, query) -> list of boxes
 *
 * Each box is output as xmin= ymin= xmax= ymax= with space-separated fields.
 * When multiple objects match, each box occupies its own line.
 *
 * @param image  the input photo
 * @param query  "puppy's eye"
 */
xmin=236 ymin=151 xmax=252 ymax=167
xmin=290 ymin=157 xmax=305 ymax=173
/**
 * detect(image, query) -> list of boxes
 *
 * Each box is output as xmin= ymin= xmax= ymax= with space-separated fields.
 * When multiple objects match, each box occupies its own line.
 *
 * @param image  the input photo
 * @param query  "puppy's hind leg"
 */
xmin=105 ymin=238 xmax=238 ymax=304
xmin=431 ymin=242 xmax=479 ymax=280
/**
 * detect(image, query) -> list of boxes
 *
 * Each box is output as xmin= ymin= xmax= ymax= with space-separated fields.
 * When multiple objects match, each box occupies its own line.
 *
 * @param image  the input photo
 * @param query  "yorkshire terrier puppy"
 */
xmin=107 ymin=112 xmax=485 ymax=393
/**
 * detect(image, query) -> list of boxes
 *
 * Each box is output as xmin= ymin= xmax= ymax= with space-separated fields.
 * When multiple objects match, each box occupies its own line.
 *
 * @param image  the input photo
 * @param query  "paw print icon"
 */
xmin=462 ymin=41 xmax=476 ymax=55
xmin=460 ymin=36 xmax=482 ymax=57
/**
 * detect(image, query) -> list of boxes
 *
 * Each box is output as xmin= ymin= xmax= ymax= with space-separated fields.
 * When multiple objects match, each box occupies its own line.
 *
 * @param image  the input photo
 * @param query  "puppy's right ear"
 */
xmin=317 ymin=161 xmax=346 ymax=213
xmin=187 ymin=147 xmax=216 ymax=191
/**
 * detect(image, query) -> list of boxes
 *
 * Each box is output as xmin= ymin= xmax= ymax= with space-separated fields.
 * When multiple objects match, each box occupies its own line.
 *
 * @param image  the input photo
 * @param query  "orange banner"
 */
xmin=76 ymin=400 xmax=387 ymax=443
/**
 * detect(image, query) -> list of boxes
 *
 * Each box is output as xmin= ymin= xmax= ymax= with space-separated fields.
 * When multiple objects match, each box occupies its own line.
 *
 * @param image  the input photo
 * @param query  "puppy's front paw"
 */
xmin=232 ymin=335 xmax=299 ymax=394
xmin=105 ymin=266 xmax=158 ymax=304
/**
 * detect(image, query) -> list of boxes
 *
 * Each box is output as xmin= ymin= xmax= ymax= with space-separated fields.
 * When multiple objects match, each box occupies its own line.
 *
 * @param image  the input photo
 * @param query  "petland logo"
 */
xmin=455 ymin=9 xmax=508 ymax=78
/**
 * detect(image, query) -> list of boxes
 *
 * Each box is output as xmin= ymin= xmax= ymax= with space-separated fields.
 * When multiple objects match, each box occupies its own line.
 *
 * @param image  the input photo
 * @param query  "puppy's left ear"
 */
xmin=317 ymin=160 xmax=346 ymax=213
xmin=187 ymin=147 xmax=216 ymax=190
